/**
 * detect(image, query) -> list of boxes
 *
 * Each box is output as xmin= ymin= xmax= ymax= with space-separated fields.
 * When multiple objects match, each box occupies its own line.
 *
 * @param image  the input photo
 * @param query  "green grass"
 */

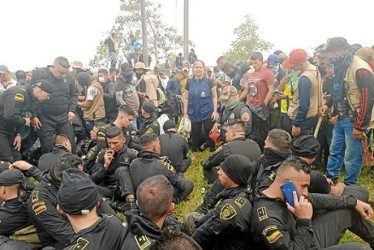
xmin=176 ymin=150 xmax=374 ymax=245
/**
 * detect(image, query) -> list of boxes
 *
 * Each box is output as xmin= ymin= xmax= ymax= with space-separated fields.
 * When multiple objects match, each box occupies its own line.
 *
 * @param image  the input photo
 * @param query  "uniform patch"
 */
xmin=234 ymin=197 xmax=247 ymax=208
xmin=14 ymin=93 xmax=25 ymax=103
xmin=86 ymin=146 xmax=96 ymax=158
xmin=262 ymin=225 xmax=278 ymax=236
xmin=97 ymin=131 xmax=106 ymax=141
xmin=265 ymin=228 xmax=283 ymax=244
xmin=31 ymin=190 xmax=39 ymax=203
xmin=219 ymin=203 xmax=237 ymax=220
xmin=33 ymin=201 xmax=47 ymax=215
xmin=268 ymin=171 xmax=276 ymax=181
xmin=128 ymin=148 xmax=138 ymax=155
xmin=158 ymin=160 xmax=176 ymax=173
xmin=134 ymin=235 xmax=152 ymax=250
xmin=69 ymin=237 xmax=90 ymax=249
xmin=257 ymin=207 xmax=268 ymax=221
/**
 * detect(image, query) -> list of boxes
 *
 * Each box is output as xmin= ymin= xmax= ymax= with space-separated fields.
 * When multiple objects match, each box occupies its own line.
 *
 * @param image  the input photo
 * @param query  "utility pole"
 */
xmin=183 ymin=0 xmax=189 ymax=60
xmin=140 ymin=0 xmax=149 ymax=67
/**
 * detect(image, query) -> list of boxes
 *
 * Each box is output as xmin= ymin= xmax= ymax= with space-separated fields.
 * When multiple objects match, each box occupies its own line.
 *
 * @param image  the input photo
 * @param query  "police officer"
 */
xmin=122 ymin=175 xmax=174 ymax=249
xmin=57 ymin=168 xmax=126 ymax=250
xmin=186 ymin=155 xmax=253 ymax=250
xmin=30 ymin=56 xmax=78 ymax=154
xmin=251 ymin=158 xmax=374 ymax=249
xmin=0 ymin=80 xmax=52 ymax=162
xmin=90 ymin=126 xmax=137 ymax=203
xmin=138 ymin=101 xmax=160 ymax=137
xmin=129 ymin=133 xmax=194 ymax=204
xmin=159 ymin=120 xmax=191 ymax=173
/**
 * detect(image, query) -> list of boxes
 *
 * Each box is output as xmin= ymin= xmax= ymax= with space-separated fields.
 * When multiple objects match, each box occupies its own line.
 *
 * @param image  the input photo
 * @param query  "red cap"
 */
xmin=282 ymin=49 xmax=307 ymax=69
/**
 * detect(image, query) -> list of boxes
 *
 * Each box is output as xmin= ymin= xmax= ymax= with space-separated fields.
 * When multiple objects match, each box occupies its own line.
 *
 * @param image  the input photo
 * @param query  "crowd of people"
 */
xmin=0 ymin=36 xmax=374 ymax=249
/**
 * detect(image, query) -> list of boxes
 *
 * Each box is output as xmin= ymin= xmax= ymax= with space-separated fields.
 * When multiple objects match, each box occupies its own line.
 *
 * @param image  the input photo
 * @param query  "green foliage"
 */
xmin=225 ymin=15 xmax=273 ymax=63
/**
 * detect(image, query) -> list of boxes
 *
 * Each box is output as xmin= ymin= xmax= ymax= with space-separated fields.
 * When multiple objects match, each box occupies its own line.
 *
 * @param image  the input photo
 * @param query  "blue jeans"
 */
xmin=326 ymin=118 xmax=362 ymax=185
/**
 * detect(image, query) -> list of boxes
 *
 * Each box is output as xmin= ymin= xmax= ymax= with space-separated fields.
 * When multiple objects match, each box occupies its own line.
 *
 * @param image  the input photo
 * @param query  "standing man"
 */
xmin=98 ymin=68 xmax=117 ymax=121
xmin=320 ymin=37 xmax=374 ymax=185
xmin=127 ymin=34 xmax=142 ymax=66
xmin=239 ymin=52 xmax=275 ymax=151
xmin=31 ymin=56 xmax=78 ymax=154
xmin=282 ymin=49 xmax=323 ymax=137
xmin=104 ymin=33 xmax=118 ymax=70
xmin=0 ymin=65 xmax=17 ymax=94
xmin=0 ymin=80 xmax=52 ymax=162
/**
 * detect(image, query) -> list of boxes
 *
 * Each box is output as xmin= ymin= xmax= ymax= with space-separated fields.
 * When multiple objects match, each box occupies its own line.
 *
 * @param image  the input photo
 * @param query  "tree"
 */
xmin=225 ymin=15 xmax=273 ymax=63
xmin=90 ymin=0 xmax=193 ymax=69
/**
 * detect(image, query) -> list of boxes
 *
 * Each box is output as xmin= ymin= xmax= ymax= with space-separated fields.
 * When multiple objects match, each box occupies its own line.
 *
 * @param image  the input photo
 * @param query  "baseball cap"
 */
xmin=158 ymin=68 xmax=166 ymax=74
xmin=34 ymin=80 xmax=53 ymax=94
xmin=142 ymin=101 xmax=157 ymax=114
xmin=205 ymin=67 xmax=212 ymax=72
xmin=0 ymin=169 xmax=25 ymax=186
xmin=121 ymin=62 xmax=133 ymax=76
xmin=220 ymin=86 xmax=238 ymax=101
xmin=322 ymin=37 xmax=350 ymax=53
xmin=163 ymin=120 xmax=176 ymax=131
xmin=282 ymin=49 xmax=307 ymax=69
xmin=58 ymin=168 xmax=100 ymax=215
xmin=0 ymin=65 xmax=9 ymax=74
xmin=71 ymin=61 xmax=85 ymax=70
xmin=267 ymin=54 xmax=279 ymax=64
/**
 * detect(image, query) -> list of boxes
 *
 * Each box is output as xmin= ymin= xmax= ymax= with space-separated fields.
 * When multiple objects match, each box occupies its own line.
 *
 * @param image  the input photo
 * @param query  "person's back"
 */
xmin=38 ymin=144 xmax=70 ymax=172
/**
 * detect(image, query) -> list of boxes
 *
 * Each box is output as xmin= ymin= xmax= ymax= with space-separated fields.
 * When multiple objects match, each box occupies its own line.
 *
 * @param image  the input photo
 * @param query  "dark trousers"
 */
xmin=37 ymin=116 xmax=76 ymax=154
xmin=173 ymin=174 xmax=194 ymax=204
xmin=175 ymin=156 xmax=191 ymax=173
xmin=0 ymin=131 xmax=21 ymax=163
xmin=191 ymin=119 xmax=215 ymax=152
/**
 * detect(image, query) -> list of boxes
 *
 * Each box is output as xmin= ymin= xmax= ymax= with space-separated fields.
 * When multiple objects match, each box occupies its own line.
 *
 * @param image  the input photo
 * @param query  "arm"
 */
xmin=183 ymin=90 xmax=189 ymax=118
xmin=202 ymin=146 xmax=225 ymax=170
xmin=264 ymin=79 xmax=275 ymax=105
xmin=354 ymin=69 xmax=374 ymax=131
xmin=3 ymin=92 xmax=27 ymax=133
xmin=293 ymin=76 xmax=311 ymax=127
xmin=78 ymin=100 xmax=93 ymax=109
xmin=90 ymin=150 xmax=109 ymax=184
xmin=211 ymin=86 xmax=218 ymax=120
xmin=67 ymin=76 xmax=78 ymax=113
xmin=239 ymin=85 xmax=250 ymax=101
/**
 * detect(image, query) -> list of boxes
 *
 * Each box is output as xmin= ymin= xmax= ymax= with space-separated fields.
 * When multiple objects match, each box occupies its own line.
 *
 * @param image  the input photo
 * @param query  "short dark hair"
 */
xmin=53 ymin=153 xmax=83 ymax=178
xmin=54 ymin=56 xmax=70 ymax=69
xmin=216 ymin=55 xmax=226 ymax=64
xmin=98 ymin=69 xmax=108 ymax=75
xmin=118 ymin=104 xmax=136 ymax=117
xmin=278 ymin=157 xmax=311 ymax=176
xmin=250 ymin=52 xmax=263 ymax=61
xmin=94 ymin=122 xmax=106 ymax=128
xmin=150 ymin=231 xmax=202 ymax=250
xmin=222 ymin=62 xmax=235 ymax=72
xmin=140 ymin=133 xmax=158 ymax=149
xmin=226 ymin=121 xmax=245 ymax=134
xmin=15 ymin=70 xmax=26 ymax=80
xmin=267 ymin=129 xmax=292 ymax=152
xmin=53 ymin=134 xmax=69 ymax=145
xmin=106 ymin=126 xmax=123 ymax=139
xmin=136 ymin=175 xmax=173 ymax=220
xmin=109 ymin=68 xmax=118 ymax=74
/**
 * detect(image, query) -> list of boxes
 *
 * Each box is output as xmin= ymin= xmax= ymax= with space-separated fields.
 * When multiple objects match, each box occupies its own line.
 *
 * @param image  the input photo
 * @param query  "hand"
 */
xmin=353 ymin=128 xmax=366 ymax=140
xmin=184 ymin=113 xmax=189 ymax=119
xmin=104 ymin=149 xmax=114 ymax=169
xmin=355 ymin=200 xmax=374 ymax=220
xmin=292 ymin=125 xmax=301 ymax=137
xmin=68 ymin=112 xmax=75 ymax=124
xmin=287 ymin=192 xmax=313 ymax=219
xmin=31 ymin=117 xmax=42 ymax=129
xmin=323 ymin=92 xmax=331 ymax=100
xmin=329 ymin=182 xmax=345 ymax=196
xmin=212 ymin=123 xmax=221 ymax=132
xmin=211 ymin=111 xmax=218 ymax=121
xmin=13 ymin=135 xmax=21 ymax=151
xmin=24 ymin=117 xmax=31 ymax=126
xmin=319 ymin=105 xmax=329 ymax=116
xmin=12 ymin=160 xmax=33 ymax=171
xmin=328 ymin=115 xmax=338 ymax=125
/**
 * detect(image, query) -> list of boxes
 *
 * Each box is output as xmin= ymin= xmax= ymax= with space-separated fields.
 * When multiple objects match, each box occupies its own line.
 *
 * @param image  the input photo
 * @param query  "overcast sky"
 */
xmin=1 ymin=0 xmax=373 ymax=71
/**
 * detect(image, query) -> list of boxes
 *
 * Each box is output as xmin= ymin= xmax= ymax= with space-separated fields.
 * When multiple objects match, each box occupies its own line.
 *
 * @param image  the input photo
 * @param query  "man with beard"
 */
xmin=320 ymin=37 xmax=374 ymax=185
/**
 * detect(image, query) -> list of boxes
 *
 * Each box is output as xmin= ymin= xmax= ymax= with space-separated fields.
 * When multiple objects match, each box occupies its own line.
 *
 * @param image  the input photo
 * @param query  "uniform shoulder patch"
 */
xmin=97 ymin=131 xmax=106 ymax=141
xmin=31 ymin=190 xmax=39 ymax=203
xmin=86 ymin=146 xmax=97 ymax=158
xmin=69 ymin=237 xmax=90 ymax=250
xmin=134 ymin=235 xmax=152 ymax=250
xmin=219 ymin=203 xmax=237 ymax=220
xmin=158 ymin=160 xmax=175 ymax=173
xmin=14 ymin=93 xmax=25 ymax=103
xmin=262 ymin=225 xmax=283 ymax=244
xmin=32 ymin=201 xmax=47 ymax=215
xmin=234 ymin=196 xmax=247 ymax=208
xmin=267 ymin=171 xmax=276 ymax=181
xmin=128 ymin=148 xmax=138 ymax=155
xmin=257 ymin=207 xmax=268 ymax=221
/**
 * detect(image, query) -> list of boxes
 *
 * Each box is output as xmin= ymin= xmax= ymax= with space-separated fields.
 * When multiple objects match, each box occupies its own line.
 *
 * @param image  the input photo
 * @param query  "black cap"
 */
xmin=163 ymin=120 xmax=176 ymax=131
xmin=142 ymin=101 xmax=157 ymax=114
xmin=292 ymin=135 xmax=320 ymax=159
xmin=220 ymin=154 xmax=252 ymax=186
xmin=0 ymin=169 xmax=25 ymax=186
xmin=323 ymin=37 xmax=350 ymax=53
xmin=121 ymin=62 xmax=133 ymax=76
xmin=34 ymin=79 xmax=53 ymax=94
xmin=57 ymin=168 xmax=99 ymax=215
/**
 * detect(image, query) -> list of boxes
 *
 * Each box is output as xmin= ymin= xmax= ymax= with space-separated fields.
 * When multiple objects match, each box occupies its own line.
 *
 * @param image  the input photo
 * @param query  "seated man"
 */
xmin=57 ymin=168 xmax=126 ymax=250
xmin=129 ymin=133 xmax=193 ymax=204
xmin=138 ymin=102 xmax=160 ymax=137
xmin=122 ymin=175 xmax=174 ymax=249
xmin=90 ymin=126 xmax=137 ymax=202
xmin=159 ymin=120 xmax=191 ymax=173
xmin=186 ymin=155 xmax=253 ymax=250
xmin=251 ymin=158 xmax=374 ymax=249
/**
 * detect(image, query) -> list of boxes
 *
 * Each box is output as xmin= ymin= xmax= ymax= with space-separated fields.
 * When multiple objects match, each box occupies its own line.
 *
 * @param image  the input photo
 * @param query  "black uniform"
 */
xmin=37 ymin=145 xmax=69 ymax=172
xmin=28 ymin=170 xmax=116 ymax=248
xmin=63 ymin=215 xmax=126 ymax=250
xmin=90 ymin=146 xmax=137 ymax=199
xmin=129 ymin=151 xmax=194 ymax=204
xmin=138 ymin=114 xmax=160 ymax=136
xmin=251 ymin=192 xmax=374 ymax=249
xmin=159 ymin=131 xmax=191 ymax=173
xmin=121 ymin=209 xmax=165 ymax=250
xmin=0 ymin=85 xmax=33 ymax=162
xmin=0 ymin=193 xmax=31 ymax=236
xmin=192 ymin=187 xmax=253 ymax=250
xmin=31 ymin=67 xmax=78 ymax=154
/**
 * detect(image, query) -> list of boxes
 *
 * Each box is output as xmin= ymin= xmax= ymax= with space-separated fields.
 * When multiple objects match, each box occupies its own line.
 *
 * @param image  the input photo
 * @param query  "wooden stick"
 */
xmin=314 ymin=116 xmax=323 ymax=138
